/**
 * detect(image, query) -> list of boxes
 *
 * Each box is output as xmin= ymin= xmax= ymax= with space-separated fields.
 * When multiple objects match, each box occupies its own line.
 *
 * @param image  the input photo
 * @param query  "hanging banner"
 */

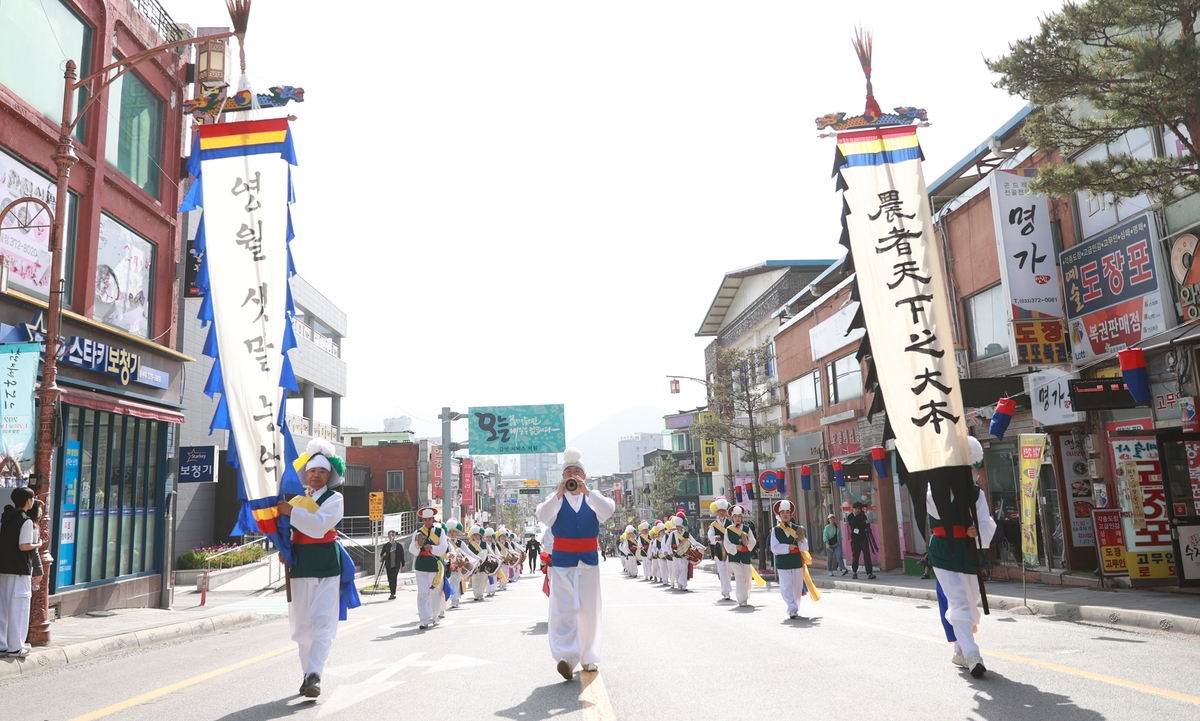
xmin=1026 ymin=368 xmax=1085 ymax=426
xmin=179 ymin=118 xmax=303 ymax=558
xmin=698 ymin=411 xmax=718 ymax=472
xmin=836 ymin=125 xmax=968 ymax=472
xmin=1058 ymin=434 xmax=1095 ymax=548
xmin=431 ymin=444 xmax=443 ymax=500
xmin=0 ymin=342 xmax=39 ymax=472
xmin=1018 ymin=434 xmax=1047 ymax=565
xmin=1107 ymin=424 xmax=1175 ymax=585
xmin=467 ymin=404 xmax=566 ymax=455
xmin=461 ymin=458 xmax=475 ymax=514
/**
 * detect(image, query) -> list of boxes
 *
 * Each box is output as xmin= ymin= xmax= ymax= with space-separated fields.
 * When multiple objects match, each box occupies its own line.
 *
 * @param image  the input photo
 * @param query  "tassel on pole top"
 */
xmin=226 ymin=0 xmax=252 ymax=74
xmin=852 ymin=25 xmax=882 ymax=118
xmin=815 ymin=27 xmax=927 ymax=134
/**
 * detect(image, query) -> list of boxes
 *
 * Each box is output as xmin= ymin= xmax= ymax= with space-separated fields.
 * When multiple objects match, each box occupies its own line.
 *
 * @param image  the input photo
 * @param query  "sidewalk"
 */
xmin=0 ymin=562 xmax=405 ymax=682
xmin=697 ymin=561 xmax=1200 ymax=637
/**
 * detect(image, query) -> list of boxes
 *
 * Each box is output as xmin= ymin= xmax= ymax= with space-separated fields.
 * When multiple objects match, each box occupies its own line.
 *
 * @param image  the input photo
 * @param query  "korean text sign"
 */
xmin=0 ymin=342 xmax=39 ymax=470
xmin=1092 ymin=508 xmax=1127 ymax=576
xmin=468 ymin=405 xmax=566 ymax=455
xmin=1018 ymin=434 xmax=1047 ymax=565
xmin=1108 ymin=427 xmax=1176 ymax=585
xmin=1060 ymin=214 xmax=1170 ymax=362
xmin=178 ymin=445 xmax=219 ymax=482
xmin=698 ymin=412 xmax=718 ymax=472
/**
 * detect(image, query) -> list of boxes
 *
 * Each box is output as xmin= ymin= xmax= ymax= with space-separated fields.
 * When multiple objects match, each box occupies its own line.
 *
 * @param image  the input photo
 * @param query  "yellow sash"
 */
xmin=419 ymin=527 xmax=445 ymax=588
xmin=711 ymin=520 xmax=727 ymax=535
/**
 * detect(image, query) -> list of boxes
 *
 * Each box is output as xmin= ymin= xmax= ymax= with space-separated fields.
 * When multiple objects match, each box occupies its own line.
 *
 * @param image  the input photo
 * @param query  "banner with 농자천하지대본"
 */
xmin=836 ymin=125 xmax=968 ymax=473
xmin=179 ymin=118 xmax=304 ymax=560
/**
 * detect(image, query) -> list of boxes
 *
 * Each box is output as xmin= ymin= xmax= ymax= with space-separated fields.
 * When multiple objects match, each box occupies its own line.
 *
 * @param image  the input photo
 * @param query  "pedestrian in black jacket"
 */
xmin=525 ymin=536 xmax=542 ymax=573
xmin=846 ymin=502 xmax=877 ymax=579
xmin=379 ymin=531 xmax=406 ymax=600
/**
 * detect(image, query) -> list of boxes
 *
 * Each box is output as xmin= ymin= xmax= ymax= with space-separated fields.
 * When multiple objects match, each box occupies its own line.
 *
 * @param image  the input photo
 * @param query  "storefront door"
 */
xmin=1155 ymin=431 xmax=1200 ymax=587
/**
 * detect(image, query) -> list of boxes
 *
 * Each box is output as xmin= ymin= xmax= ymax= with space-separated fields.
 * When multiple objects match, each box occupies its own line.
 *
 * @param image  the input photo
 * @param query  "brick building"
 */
xmin=345 ymin=442 xmax=420 ymax=515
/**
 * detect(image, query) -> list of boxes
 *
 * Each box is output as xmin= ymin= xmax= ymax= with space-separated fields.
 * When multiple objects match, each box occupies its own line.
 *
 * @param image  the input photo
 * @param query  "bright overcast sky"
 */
xmin=161 ymin=0 xmax=1066 ymax=443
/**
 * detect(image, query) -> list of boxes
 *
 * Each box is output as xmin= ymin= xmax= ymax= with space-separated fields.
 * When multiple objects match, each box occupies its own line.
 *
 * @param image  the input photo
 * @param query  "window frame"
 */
xmin=386 ymin=470 xmax=404 ymax=492
xmin=103 ymin=55 xmax=165 ymax=198
xmin=826 ymin=353 xmax=864 ymax=405
xmin=964 ymin=284 xmax=1010 ymax=361
xmin=787 ymin=370 xmax=822 ymax=417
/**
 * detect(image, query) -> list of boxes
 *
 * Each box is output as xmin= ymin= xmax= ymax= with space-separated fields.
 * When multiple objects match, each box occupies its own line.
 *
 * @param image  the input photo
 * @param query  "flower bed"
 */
xmin=178 ymin=543 xmax=267 ymax=570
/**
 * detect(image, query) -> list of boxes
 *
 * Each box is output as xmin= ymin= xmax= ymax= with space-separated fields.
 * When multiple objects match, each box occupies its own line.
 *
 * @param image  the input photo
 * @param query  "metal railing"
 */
xmin=383 ymin=511 xmax=417 ymax=536
xmin=337 ymin=515 xmax=373 ymax=536
xmin=286 ymin=413 xmax=310 ymax=436
xmin=204 ymin=536 xmax=272 ymax=571
xmin=130 ymin=0 xmax=187 ymax=43
xmin=293 ymin=317 xmax=340 ymax=358
xmin=286 ymin=414 xmax=339 ymax=443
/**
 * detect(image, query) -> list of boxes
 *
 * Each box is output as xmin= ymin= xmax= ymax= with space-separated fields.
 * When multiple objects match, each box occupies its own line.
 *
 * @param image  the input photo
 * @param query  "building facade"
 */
xmin=617 ymin=432 xmax=663 ymax=473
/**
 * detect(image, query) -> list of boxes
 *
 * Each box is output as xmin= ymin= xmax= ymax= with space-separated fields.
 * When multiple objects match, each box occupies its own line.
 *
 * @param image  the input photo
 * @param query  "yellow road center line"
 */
xmin=68 ymin=616 xmax=376 ymax=721
xmin=580 ymin=670 xmax=616 ymax=721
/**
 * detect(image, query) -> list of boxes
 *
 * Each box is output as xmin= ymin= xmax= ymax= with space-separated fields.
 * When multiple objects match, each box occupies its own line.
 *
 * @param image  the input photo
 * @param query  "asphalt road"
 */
xmin=6 ymin=559 xmax=1200 ymax=721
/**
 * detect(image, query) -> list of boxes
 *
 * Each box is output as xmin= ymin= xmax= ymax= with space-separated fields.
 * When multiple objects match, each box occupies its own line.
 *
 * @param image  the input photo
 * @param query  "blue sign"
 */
xmin=179 ymin=445 xmax=218 ymax=482
xmin=1060 ymin=215 xmax=1158 ymax=320
xmin=759 ymin=469 xmax=784 ymax=492
xmin=21 ymin=312 xmax=171 ymax=389
xmin=57 ymin=440 xmax=81 ymax=588
xmin=467 ymin=404 xmax=566 ymax=455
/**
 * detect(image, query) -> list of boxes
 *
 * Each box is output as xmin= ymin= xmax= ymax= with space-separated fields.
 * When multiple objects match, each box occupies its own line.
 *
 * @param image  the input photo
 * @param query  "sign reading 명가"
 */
xmin=468 ymin=405 xmax=566 ymax=455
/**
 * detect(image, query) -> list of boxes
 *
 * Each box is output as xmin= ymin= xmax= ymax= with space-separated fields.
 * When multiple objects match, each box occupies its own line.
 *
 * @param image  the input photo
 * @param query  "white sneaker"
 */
xmin=951 ymin=651 xmax=967 ymax=668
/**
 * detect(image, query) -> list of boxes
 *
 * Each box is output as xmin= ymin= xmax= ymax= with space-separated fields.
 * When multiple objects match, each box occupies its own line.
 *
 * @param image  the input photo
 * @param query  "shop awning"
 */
xmin=60 ymin=389 xmax=186 ymax=424
xmin=1140 ymin=321 xmax=1200 ymax=352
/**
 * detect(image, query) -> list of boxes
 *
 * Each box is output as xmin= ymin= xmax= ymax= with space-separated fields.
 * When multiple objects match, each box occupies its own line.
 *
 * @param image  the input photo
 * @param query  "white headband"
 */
xmin=305 ymin=455 xmax=332 ymax=472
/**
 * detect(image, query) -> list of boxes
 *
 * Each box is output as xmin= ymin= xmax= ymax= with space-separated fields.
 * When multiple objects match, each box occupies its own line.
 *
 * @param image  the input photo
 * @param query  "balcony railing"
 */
xmin=292 ymin=317 xmax=340 ymax=358
xmin=286 ymin=413 xmax=339 ymax=443
xmin=131 ymin=0 xmax=187 ymax=43
xmin=286 ymin=413 xmax=310 ymax=436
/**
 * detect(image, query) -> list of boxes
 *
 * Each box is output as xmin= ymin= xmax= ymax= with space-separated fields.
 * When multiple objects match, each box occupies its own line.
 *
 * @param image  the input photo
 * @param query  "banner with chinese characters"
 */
xmin=698 ymin=411 xmax=718 ymax=472
xmin=467 ymin=405 xmax=566 ymax=455
xmin=1018 ymin=434 xmax=1047 ymax=565
xmin=836 ymin=125 xmax=968 ymax=472
xmin=0 ymin=342 xmax=39 ymax=472
xmin=1060 ymin=214 xmax=1172 ymax=363
xmin=179 ymin=118 xmax=303 ymax=558
xmin=989 ymin=169 xmax=1067 ymax=366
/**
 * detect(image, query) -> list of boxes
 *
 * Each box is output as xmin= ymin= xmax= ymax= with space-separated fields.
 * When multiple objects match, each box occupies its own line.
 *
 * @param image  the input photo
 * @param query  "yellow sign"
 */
xmin=1018 ymin=434 xmax=1047 ymax=565
xmin=523 ymin=479 xmax=540 ymax=486
xmin=1011 ymin=319 xmax=1069 ymax=365
xmin=369 ymin=492 xmax=384 ymax=521
xmin=699 ymin=412 xmax=718 ymax=473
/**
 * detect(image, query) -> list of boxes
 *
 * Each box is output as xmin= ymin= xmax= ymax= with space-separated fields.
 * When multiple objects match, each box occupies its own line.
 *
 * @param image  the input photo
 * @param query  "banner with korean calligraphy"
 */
xmin=431 ymin=444 xmax=443 ymax=500
xmin=467 ymin=405 xmax=566 ymax=455
xmin=698 ymin=411 xmax=718 ymax=472
xmin=1060 ymin=214 xmax=1172 ymax=363
xmin=0 ymin=343 xmax=38 ymax=472
xmin=461 ymin=458 xmax=475 ymax=514
xmin=836 ymin=125 xmax=968 ymax=472
xmin=1018 ymin=434 xmax=1047 ymax=565
xmin=179 ymin=118 xmax=303 ymax=560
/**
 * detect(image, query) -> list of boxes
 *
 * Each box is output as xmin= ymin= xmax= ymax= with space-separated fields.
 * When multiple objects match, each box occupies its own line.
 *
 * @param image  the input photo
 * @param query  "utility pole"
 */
xmin=439 ymin=407 xmax=464 ymax=520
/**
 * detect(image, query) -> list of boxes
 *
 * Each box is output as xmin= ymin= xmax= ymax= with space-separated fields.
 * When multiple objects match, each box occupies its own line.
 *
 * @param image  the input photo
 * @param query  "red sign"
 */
xmin=1093 ymin=508 xmax=1127 ymax=576
xmin=431 ymin=445 xmax=443 ymax=500
xmin=461 ymin=459 xmax=474 ymax=513
xmin=827 ymin=420 xmax=861 ymax=458
xmin=614 ymin=483 xmax=623 ymax=505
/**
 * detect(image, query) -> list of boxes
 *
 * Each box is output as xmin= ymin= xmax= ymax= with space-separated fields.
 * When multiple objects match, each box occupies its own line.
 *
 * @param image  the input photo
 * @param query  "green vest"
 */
xmin=414 ymin=527 xmax=443 ymax=572
xmin=725 ymin=523 xmax=753 ymax=564
xmin=772 ymin=523 xmax=804 ymax=570
xmin=292 ymin=489 xmax=341 ymax=578
xmin=928 ymin=485 xmax=986 ymax=575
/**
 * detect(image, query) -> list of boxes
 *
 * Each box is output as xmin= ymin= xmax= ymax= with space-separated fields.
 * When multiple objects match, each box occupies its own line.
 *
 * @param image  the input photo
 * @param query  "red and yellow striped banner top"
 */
xmin=197 ymin=118 xmax=290 ymax=152
xmin=837 ymin=125 xmax=922 ymax=167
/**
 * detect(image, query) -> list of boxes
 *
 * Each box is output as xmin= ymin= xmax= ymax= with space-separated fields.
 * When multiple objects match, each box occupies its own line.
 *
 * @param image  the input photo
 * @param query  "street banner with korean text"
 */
xmin=989 ymin=169 xmax=1068 ymax=365
xmin=1106 ymin=422 xmax=1176 ymax=585
xmin=179 ymin=118 xmax=303 ymax=559
xmin=1058 ymin=434 xmax=1095 ymax=548
xmin=699 ymin=411 xmax=718 ymax=472
xmin=836 ymin=125 xmax=968 ymax=472
xmin=461 ymin=458 xmax=475 ymax=514
xmin=468 ymin=405 xmax=566 ymax=455
xmin=1060 ymin=214 xmax=1172 ymax=363
xmin=1018 ymin=434 xmax=1047 ymax=565
xmin=0 ymin=342 xmax=39 ymax=471
xmin=431 ymin=444 xmax=443 ymax=500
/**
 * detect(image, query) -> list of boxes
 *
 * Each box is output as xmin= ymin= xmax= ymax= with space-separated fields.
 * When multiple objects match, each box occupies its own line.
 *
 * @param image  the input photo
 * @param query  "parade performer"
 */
xmin=931 ymin=436 xmax=996 ymax=678
xmin=465 ymin=525 xmax=490 ymax=601
xmin=535 ymin=448 xmax=615 ymax=680
xmin=277 ymin=440 xmax=348 ymax=698
xmin=636 ymin=521 xmax=651 ymax=579
xmin=671 ymin=512 xmax=693 ymax=592
xmin=446 ymin=520 xmax=465 ymax=609
xmin=708 ymin=498 xmax=733 ymax=600
xmin=620 ymin=525 xmax=637 ymax=576
xmin=769 ymin=500 xmax=819 ymax=619
xmin=655 ymin=520 xmax=670 ymax=585
xmin=483 ymin=528 xmax=502 ymax=595
xmin=409 ymin=507 xmax=448 ymax=629
xmin=722 ymin=505 xmax=757 ymax=606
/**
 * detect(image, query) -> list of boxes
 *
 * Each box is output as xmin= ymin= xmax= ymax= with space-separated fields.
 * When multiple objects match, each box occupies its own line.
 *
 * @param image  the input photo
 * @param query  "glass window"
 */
xmin=74 ymin=409 xmax=95 ymax=584
xmin=94 ymin=213 xmax=154 ymax=337
xmin=671 ymin=434 xmax=691 ymax=452
xmin=0 ymin=0 xmax=92 ymax=130
xmin=145 ymin=423 xmax=160 ymax=574
xmin=965 ymin=285 xmax=1009 ymax=361
xmin=787 ymin=370 xmax=822 ymax=416
xmin=387 ymin=470 xmax=404 ymax=492
xmin=1074 ymin=129 xmax=1155 ymax=239
xmin=826 ymin=353 xmax=863 ymax=405
xmin=699 ymin=474 xmax=713 ymax=495
xmin=104 ymin=59 xmax=163 ymax=197
xmin=0 ymin=150 xmax=80 ymax=301
xmin=92 ymin=413 xmax=110 ymax=581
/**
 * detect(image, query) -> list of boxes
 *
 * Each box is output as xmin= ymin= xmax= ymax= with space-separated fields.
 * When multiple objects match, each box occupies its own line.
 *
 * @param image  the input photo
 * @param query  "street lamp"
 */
xmin=11 ymin=0 xmax=254 ymax=646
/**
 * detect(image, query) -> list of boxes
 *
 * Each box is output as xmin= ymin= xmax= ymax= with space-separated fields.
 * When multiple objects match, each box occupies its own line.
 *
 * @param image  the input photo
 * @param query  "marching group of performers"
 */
xmin=615 ymin=497 xmax=820 ymax=618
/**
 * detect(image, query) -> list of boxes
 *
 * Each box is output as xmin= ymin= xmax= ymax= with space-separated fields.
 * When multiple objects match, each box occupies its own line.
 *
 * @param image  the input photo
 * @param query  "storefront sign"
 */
xmin=1011 ymin=319 xmax=1070 ymax=365
xmin=698 ymin=412 xmax=718 ymax=472
xmin=57 ymin=440 xmax=81 ymax=588
xmin=809 ymin=301 xmax=865 ymax=361
xmin=461 ymin=458 xmax=475 ymax=514
xmin=1018 ymin=434 xmax=1048 ymax=565
xmin=1061 ymin=214 xmax=1170 ymax=362
xmin=0 ymin=148 xmax=63 ymax=298
xmin=1177 ymin=524 xmax=1200 ymax=583
xmin=1027 ymin=368 xmax=1084 ymax=426
xmin=431 ymin=444 xmax=443 ymax=500
xmin=1059 ymin=435 xmax=1094 ymax=548
xmin=1183 ymin=396 xmax=1200 ymax=433
xmin=467 ymin=404 xmax=566 ymax=455
xmin=0 ymin=343 xmax=38 ymax=470
xmin=1169 ymin=230 xmax=1200 ymax=320
xmin=1110 ymin=429 xmax=1175 ymax=585
xmin=1189 ymin=441 xmax=1200 ymax=516
xmin=827 ymin=419 xmax=861 ymax=458
xmin=1092 ymin=508 xmax=1128 ymax=576
xmin=23 ymin=312 xmax=170 ymax=389
xmin=178 ymin=445 xmax=218 ymax=482
xmin=1068 ymin=378 xmax=1141 ymax=411
xmin=990 ymin=170 xmax=1065 ymax=314
xmin=666 ymin=413 xmax=694 ymax=429
xmin=784 ymin=431 xmax=823 ymax=463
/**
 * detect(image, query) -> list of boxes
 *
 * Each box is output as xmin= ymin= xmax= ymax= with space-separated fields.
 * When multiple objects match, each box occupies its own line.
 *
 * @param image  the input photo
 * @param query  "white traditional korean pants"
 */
xmin=289 ymin=576 xmax=339 ymax=676
xmin=934 ymin=567 xmax=983 ymax=659
xmin=548 ymin=563 xmax=602 ymax=668
xmin=731 ymin=562 xmax=752 ymax=604
xmin=415 ymin=570 xmax=441 ymax=626
xmin=471 ymin=572 xmax=488 ymax=600
xmin=777 ymin=568 xmax=806 ymax=615
xmin=674 ymin=558 xmax=689 ymax=589
xmin=448 ymin=571 xmax=463 ymax=608
xmin=716 ymin=559 xmax=732 ymax=598
xmin=0 ymin=574 xmax=32 ymax=652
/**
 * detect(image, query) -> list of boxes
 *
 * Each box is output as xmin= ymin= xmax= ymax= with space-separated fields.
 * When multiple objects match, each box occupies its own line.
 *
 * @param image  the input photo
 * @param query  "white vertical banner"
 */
xmin=989 ymin=169 xmax=1064 ymax=319
xmin=200 ymin=153 xmax=291 ymax=501
xmin=837 ymin=126 xmax=968 ymax=472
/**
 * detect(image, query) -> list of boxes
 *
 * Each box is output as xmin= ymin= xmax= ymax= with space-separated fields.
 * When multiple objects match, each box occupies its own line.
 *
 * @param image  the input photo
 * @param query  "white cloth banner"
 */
xmin=838 ymin=126 xmax=968 ymax=472
xmin=200 ymin=155 xmax=291 ymax=501
xmin=989 ymin=169 xmax=1064 ymax=320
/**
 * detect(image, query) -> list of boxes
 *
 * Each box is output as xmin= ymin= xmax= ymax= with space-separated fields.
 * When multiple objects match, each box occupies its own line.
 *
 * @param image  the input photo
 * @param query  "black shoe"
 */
xmin=300 ymin=673 xmax=321 ymax=697
xmin=388 ymin=594 xmax=396 ymax=600
xmin=841 ymin=569 xmax=848 ymax=576
xmin=920 ymin=573 xmax=930 ymax=580
xmin=867 ymin=574 xmax=877 ymax=580
xmin=970 ymin=661 xmax=987 ymax=679
xmin=852 ymin=573 xmax=858 ymax=579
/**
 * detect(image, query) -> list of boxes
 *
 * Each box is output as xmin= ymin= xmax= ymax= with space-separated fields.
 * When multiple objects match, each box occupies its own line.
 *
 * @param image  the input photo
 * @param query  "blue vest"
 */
xmin=551 ymin=497 xmax=600 ymax=568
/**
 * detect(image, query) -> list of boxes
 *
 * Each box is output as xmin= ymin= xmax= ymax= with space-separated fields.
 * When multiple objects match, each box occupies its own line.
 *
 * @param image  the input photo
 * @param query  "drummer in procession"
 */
xmin=722 ymin=504 xmax=757 ymax=607
xmin=464 ymin=525 xmax=491 ymax=602
xmin=445 ymin=520 xmax=465 ymax=609
xmin=408 ymin=507 xmax=448 ymax=630
xmin=636 ymin=521 xmax=651 ymax=579
xmin=484 ymin=528 xmax=502 ymax=595
xmin=673 ymin=512 xmax=695 ymax=592
xmin=707 ymin=498 xmax=733 ymax=601
xmin=653 ymin=520 xmax=669 ymax=585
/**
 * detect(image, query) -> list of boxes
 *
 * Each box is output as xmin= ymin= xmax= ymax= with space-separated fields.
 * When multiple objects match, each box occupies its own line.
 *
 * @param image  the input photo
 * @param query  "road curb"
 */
xmin=809 ymin=576 xmax=1200 ymax=637
xmin=0 ymin=609 xmax=264 ymax=682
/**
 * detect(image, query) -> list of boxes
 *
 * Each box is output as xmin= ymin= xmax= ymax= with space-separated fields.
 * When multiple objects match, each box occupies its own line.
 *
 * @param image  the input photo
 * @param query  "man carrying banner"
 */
xmin=277 ymin=443 xmax=345 ymax=699
xmin=707 ymin=498 xmax=733 ymax=600
xmin=722 ymin=504 xmax=756 ymax=606
xmin=409 ymin=507 xmax=448 ymax=629
xmin=535 ymin=448 xmax=615 ymax=680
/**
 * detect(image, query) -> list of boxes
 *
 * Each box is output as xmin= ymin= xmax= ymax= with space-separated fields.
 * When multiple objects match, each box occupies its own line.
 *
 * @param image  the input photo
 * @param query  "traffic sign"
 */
xmin=518 ymin=488 xmax=541 ymax=495
xmin=369 ymin=492 xmax=384 ymax=520
xmin=523 ymin=479 xmax=540 ymax=486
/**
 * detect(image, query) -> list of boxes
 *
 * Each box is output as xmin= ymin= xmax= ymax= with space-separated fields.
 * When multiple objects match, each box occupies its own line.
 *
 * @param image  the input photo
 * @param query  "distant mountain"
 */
xmin=568 ymin=405 xmax=671 ymax=475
